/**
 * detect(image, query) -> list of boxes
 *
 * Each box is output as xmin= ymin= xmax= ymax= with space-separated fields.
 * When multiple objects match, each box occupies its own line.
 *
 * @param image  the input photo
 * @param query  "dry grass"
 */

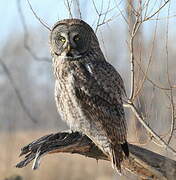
xmin=0 ymin=131 xmax=119 ymax=180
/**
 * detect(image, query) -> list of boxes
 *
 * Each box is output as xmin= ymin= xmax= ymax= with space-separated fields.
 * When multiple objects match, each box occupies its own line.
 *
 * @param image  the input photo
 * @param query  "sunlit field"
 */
xmin=1 ymin=131 xmax=116 ymax=180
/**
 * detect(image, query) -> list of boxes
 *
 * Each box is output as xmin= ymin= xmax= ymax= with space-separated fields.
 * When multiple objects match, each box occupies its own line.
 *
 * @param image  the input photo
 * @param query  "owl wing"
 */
xmin=74 ymin=60 xmax=127 ymax=145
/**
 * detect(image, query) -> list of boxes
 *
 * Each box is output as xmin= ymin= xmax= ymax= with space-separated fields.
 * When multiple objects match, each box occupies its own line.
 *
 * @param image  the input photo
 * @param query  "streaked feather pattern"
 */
xmin=50 ymin=19 xmax=129 ymax=173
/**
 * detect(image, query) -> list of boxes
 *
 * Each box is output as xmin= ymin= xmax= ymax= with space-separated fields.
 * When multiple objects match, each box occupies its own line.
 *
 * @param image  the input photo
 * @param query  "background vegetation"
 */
xmin=1 ymin=0 xmax=176 ymax=179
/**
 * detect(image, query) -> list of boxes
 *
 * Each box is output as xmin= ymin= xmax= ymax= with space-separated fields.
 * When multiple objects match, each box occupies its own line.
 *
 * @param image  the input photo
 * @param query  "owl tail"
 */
xmin=110 ymin=142 xmax=129 ymax=174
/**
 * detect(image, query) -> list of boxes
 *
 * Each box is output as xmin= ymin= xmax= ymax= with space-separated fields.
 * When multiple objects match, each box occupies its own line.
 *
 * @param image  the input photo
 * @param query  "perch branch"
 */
xmin=16 ymin=131 xmax=176 ymax=180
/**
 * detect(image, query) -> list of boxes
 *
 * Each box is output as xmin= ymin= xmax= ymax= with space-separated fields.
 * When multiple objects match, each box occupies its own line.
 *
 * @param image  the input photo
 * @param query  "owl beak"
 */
xmin=67 ymin=44 xmax=71 ymax=52
xmin=65 ymin=44 xmax=73 ymax=57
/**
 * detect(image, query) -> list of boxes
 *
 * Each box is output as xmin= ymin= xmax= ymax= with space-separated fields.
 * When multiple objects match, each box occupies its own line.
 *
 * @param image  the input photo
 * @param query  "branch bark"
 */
xmin=16 ymin=131 xmax=176 ymax=180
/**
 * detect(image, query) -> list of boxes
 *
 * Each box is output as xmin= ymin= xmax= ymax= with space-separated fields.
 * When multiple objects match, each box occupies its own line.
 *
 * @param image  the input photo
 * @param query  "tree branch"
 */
xmin=124 ymin=101 xmax=176 ymax=155
xmin=0 ymin=58 xmax=37 ymax=124
xmin=17 ymin=0 xmax=50 ymax=62
xmin=26 ymin=0 xmax=51 ymax=31
xmin=16 ymin=131 xmax=176 ymax=180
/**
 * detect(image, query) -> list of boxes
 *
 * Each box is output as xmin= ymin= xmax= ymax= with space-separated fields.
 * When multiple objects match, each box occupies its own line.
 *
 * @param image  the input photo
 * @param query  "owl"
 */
xmin=49 ymin=19 xmax=129 ymax=173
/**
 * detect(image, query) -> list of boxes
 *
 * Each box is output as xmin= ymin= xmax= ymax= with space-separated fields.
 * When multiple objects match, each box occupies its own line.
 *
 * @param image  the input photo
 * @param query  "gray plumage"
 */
xmin=49 ymin=19 xmax=129 ymax=173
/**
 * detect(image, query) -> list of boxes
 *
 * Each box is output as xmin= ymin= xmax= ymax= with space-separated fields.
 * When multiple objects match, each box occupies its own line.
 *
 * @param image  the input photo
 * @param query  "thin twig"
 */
xmin=92 ymin=0 xmax=99 ymax=15
xmin=143 ymin=0 xmax=150 ymax=19
xmin=165 ymin=1 xmax=175 ymax=145
xmin=64 ymin=0 xmax=73 ymax=18
xmin=126 ymin=0 xmax=138 ymax=17
xmin=133 ymin=58 xmax=171 ymax=91
xmin=144 ymin=0 xmax=171 ymax=22
xmin=134 ymin=1 xmax=161 ymax=98
xmin=75 ymin=0 xmax=82 ymax=19
xmin=115 ymin=0 xmax=129 ymax=27
xmin=102 ymin=0 xmax=111 ymax=24
xmin=17 ymin=0 xmax=50 ymax=62
xmin=148 ymin=14 xmax=176 ymax=21
xmin=144 ymin=0 xmax=158 ymax=19
xmin=124 ymin=101 xmax=176 ymax=155
xmin=92 ymin=0 xmax=104 ymax=32
xmin=91 ymin=0 xmax=121 ymax=32
xmin=26 ymin=0 xmax=51 ymax=31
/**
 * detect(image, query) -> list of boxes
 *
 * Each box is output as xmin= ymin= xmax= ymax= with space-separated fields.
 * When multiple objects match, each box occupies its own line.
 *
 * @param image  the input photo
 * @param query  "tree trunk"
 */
xmin=126 ymin=0 xmax=148 ymax=144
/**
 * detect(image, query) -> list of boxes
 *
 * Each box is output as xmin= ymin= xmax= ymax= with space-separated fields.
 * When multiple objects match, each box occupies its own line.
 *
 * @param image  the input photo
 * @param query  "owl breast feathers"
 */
xmin=50 ymin=18 xmax=129 ymax=173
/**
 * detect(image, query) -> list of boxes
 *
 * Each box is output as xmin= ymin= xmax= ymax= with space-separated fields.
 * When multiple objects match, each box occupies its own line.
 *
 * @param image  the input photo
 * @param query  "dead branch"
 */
xmin=0 ymin=58 xmax=37 ymax=124
xmin=143 ymin=0 xmax=171 ymax=22
xmin=165 ymin=1 xmax=175 ymax=145
xmin=73 ymin=0 xmax=82 ymax=19
xmin=64 ymin=0 xmax=73 ymax=18
xmin=16 ymin=131 xmax=176 ymax=180
xmin=126 ymin=0 xmax=176 ymax=156
xmin=92 ymin=0 xmax=121 ymax=32
xmin=17 ymin=0 xmax=50 ymax=62
xmin=26 ymin=0 xmax=51 ymax=31
xmin=124 ymin=101 xmax=176 ymax=155
xmin=128 ymin=18 xmax=141 ymax=101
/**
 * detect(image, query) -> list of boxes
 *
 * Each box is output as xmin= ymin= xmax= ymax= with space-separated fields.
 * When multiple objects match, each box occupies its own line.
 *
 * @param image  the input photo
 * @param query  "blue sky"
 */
xmin=0 ymin=0 xmax=176 ymax=49
xmin=0 ymin=0 xmax=61 ymax=45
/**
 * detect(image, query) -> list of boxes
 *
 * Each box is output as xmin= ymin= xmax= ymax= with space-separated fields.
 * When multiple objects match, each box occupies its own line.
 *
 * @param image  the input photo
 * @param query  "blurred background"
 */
xmin=0 ymin=0 xmax=176 ymax=179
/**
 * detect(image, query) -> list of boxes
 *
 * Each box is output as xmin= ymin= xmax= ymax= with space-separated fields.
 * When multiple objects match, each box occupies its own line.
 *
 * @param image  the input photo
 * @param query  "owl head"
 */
xmin=49 ymin=19 xmax=100 ymax=60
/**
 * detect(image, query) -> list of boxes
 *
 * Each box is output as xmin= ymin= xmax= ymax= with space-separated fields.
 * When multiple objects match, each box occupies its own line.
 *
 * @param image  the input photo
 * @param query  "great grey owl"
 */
xmin=49 ymin=18 xmax=129 ymax=173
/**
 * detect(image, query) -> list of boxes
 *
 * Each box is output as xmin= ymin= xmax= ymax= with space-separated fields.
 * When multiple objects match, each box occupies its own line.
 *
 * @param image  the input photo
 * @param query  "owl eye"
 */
xmin=74 ymin=35 xmax=80 ymax=42
xmin=58 ymin=36 xmax=66 ymax=43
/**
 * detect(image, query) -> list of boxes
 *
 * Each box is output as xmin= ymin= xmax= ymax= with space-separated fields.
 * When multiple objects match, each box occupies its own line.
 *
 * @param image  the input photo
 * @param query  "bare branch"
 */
xmin=144 ymin=0 xmax=171 ymax=22
xmin=102 ymin=0 xmax=111 ymax=24
xmin=134 ymin=3 xmax=160 ymax=98
xmin=143 ymin=0 xmax=150 ymax=19
xmin=143 ymin=0 xmax=158 ymax=19
xmin=16 ymin=131 xmax=176 ymax=180
xmin=115 ymin=0 xmax=129 ymax=27
xmin=124 ymin=101 xmax=176 ymax=155
xmin=126 ymin=0 xmax=139 ymax=17
xmin=132 ymin=59 xmax=171 ymax=91
xmin=17 ymin=0 xmax=50 ymax=62
xmin=92 ymin=0 xmax=104 ymax=32
xmin=92 ymin=0 xmax=100 ymax=15
xmin=74 ymin=0 xmax=82 ymax=19
xmin=0 ymin=58 xmax=37 ymax=124
xmin=128 ymin=19 xmax=141 ymax=101
xmin=92 ymin=0 xmax=122 ymax=32
xmin=149 ymin=14 xmax=176 ymax=21
xmin=26 ymin=0 xmax=51 ymax=31
xmin=125 ymin=1 xmax=176 ymax=153
xmin=165 ymin=1 xmax=175 ymax=144
xmin=64 ymin=0 xmax=73 ymax=18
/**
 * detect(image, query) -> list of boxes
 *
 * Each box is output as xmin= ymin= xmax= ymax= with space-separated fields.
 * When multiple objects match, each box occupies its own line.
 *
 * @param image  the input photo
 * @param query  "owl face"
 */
xmin=50 ymin=22 xmax=91 ymax=60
